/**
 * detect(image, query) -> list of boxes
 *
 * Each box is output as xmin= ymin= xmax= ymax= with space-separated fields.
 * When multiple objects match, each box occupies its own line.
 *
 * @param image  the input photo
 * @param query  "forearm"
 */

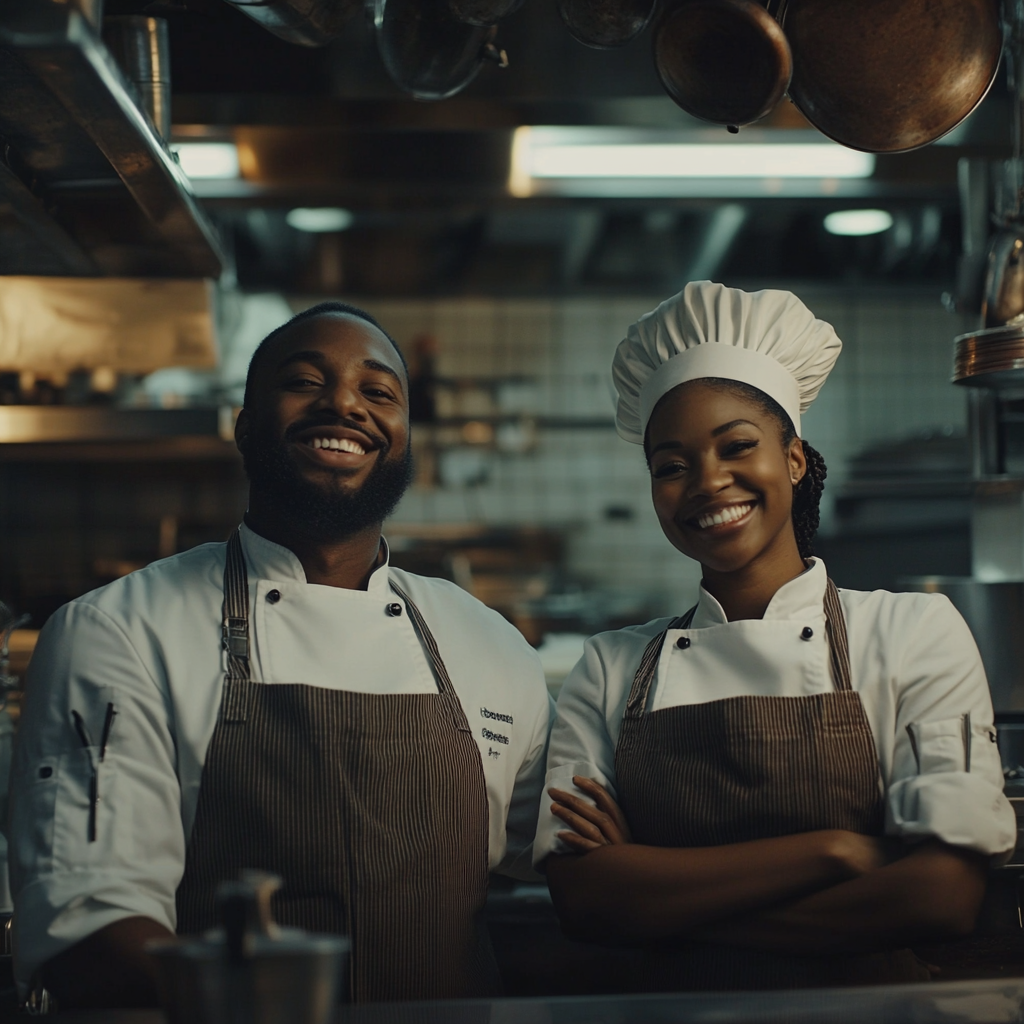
xmin=701 ymin=842 xmax=987 ymax=955
xmin=41 ymin=916 xmax=173 ymax=1008
xmin=545 ymin=830 xmax=866 ymax=945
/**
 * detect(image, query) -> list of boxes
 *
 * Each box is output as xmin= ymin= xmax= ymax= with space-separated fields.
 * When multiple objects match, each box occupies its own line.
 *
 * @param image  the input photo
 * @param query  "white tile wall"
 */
xmin=316 ymin=290 xmax=969 ymax=613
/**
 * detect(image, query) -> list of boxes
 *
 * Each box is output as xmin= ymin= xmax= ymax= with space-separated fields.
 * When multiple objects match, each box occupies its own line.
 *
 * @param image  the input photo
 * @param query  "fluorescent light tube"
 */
xmin=823 ymin=209 xmax=894 ymax=236
xmin=509 ymin=127 xmax=876 ymax=197
xmin=172 ymin=142 xmax=240 ymax=180
xmin=287 ymin=208 xmax=355 ymax=233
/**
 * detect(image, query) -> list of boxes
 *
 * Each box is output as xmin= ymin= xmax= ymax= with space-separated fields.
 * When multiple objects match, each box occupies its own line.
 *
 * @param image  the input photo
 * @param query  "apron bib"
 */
xmin=176 ymin=530 xmax=498 ymax=1003
xmin=614 ymin=578 xmax=928 ymax=990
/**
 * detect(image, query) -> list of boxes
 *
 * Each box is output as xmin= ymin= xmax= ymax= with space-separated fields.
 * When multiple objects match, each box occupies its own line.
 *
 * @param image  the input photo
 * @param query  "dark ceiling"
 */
xmin=82 ymin=0 xmax=1019 ymax=295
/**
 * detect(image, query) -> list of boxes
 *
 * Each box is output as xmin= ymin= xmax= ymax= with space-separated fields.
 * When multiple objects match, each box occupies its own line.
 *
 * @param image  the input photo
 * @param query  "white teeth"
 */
xmin=308 ymin=436 xmax=367 ymax=455
xmin=695 ymin=503 xmax=752 ymax=530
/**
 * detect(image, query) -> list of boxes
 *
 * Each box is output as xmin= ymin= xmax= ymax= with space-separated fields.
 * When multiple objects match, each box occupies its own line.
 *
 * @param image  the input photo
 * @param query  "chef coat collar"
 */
xmin=238 ymin=521 xmax=392 ymax=594
xmin=690 ymin=557 xmax=828 ymax=627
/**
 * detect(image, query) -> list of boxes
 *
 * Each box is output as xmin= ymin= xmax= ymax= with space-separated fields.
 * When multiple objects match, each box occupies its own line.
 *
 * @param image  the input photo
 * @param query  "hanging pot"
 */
xmin=374 ymin=0 xmax=507 ymax=99
xmin=783 ymin=0 xmax=1002 ymax=153
xmin=653 ymin=0 xmax=791 ymax=127
xmin=557 ymin=0 xmax=656 ymax=49
xmin=448 ymin=0 xmax=523 ymax=27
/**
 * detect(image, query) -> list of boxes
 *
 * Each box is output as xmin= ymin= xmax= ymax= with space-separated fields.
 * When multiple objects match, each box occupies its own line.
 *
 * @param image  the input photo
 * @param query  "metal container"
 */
xmin=148 ymin=873 xmax=350 ymax=1024
xmin=901 ymin=577 xmax=1024 ymax=713
xmin=954 ymin=324 xmax=1024 ymax=388
xmin=101 ymin=16 xmax=171 ymax=139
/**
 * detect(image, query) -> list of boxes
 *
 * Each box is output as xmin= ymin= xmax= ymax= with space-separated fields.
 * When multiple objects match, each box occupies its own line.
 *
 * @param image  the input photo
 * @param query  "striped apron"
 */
xmin=176 ymin=530 xmax=498 ymax=1003
xmin=614 ymin=578 xmax=929 ymax=989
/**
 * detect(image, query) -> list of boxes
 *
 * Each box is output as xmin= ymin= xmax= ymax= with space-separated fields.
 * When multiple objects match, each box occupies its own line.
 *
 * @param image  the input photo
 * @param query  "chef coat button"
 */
xmin=266 ymin=589 xmax=281 ymax=604
xmin=801 ymin=626 xmax=814 ymax=640
xmin=387 ymin=602 xmax=403 ymax=617
xmin=676 ymin=636 xmax=691 ymax=650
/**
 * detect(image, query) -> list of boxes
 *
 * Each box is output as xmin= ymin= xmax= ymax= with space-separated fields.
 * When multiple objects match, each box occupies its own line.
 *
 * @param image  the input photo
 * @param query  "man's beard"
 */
xmin=243 ymin=419 xmax=414 ymax=543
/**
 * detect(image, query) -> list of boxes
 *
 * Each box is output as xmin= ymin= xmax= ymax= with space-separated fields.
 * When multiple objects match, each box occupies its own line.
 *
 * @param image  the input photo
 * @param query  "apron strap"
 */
xmin=388 ymin=580 xmax=458 ymax=700
xmin=623 ymin=576 xmax=854 ymax=717
xmin=623 ymin=607 xmax=693 ymax=720
xmin=823 ymin=577 xmax=853 ymax=693
xmin=220 ymin=529 xmax=253 ymax=722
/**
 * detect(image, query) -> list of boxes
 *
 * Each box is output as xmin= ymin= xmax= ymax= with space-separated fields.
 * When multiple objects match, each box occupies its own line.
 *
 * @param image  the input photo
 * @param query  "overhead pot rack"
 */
xmin=648 ymin=0 xmax=1002 ymax=141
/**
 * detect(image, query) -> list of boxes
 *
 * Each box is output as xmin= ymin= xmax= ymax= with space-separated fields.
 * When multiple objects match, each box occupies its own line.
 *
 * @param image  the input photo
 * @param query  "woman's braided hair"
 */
xmin=645 ymin=378 xmax=828 ymax=560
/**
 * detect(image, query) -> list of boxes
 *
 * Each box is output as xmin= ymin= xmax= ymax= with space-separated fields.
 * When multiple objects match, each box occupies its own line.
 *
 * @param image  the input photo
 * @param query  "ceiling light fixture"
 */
xmin=823 ymin=209 xmax=894 ymax=236
xmin=509 ymin=127 xmax=876 ymax=198
xmin=286 ymin=208 xmax=355 ymax=233
xmin=171 ymin=142 xmax=241 ymax=180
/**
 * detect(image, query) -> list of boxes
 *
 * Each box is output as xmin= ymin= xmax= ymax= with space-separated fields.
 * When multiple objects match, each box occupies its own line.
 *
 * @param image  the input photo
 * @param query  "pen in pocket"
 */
xmin=70 ymin=708 xmax=104 ymax=843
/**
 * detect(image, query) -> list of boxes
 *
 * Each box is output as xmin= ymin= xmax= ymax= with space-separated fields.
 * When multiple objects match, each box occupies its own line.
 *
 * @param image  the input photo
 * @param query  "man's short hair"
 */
xmin=243 ymin=301 xmax=408 ymax=409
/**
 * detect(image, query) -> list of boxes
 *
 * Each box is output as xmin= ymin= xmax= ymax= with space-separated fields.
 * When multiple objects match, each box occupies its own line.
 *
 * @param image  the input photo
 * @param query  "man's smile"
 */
xmin=288 ymin=422 xmax=384 ymax=470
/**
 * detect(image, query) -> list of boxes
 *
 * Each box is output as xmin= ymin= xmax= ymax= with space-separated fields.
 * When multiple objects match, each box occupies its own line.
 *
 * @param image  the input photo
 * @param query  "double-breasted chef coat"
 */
xmin=536 ymin=557 xmax=1016 ymax=866
xmin=9 ymin=523 xmax=554 ymax=996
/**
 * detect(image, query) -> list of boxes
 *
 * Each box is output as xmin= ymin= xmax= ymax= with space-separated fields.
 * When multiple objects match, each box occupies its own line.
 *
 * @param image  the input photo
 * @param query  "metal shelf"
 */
xmin=0 ymin=2 xmax=225 ymax=278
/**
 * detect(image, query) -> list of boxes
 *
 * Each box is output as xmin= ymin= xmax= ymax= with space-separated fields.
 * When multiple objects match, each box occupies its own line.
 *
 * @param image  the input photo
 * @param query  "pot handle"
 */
xmin=218 ymin=871 xmax=283 ymax=962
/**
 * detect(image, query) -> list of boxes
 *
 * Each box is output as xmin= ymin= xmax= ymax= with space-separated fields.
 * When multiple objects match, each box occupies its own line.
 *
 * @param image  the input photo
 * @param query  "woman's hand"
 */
xmin=548 ymin=775 xmax=633 ymax=852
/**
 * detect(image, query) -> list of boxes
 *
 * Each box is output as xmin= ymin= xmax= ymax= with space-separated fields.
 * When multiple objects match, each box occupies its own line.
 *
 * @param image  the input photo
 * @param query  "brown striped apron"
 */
xmin=614 ymin=578 xmax=929 ymax=990
xmin=176 ymin=529 xmax=498 ymax=1003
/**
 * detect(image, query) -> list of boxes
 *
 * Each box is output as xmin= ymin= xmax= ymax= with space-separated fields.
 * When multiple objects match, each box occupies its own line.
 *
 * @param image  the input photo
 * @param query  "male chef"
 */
xmin=9 ymin=302 xmax=553 ymax=1008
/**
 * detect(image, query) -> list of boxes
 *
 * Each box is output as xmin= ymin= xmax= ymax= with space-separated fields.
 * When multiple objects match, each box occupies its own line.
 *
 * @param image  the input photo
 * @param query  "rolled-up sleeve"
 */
xmin=9 ymin=601 xmax=185 ymax=992
xmin=885 ymin=595 xmax=1017 ymax=861
xmin=534 ymin=636 xmax=623 ymax=868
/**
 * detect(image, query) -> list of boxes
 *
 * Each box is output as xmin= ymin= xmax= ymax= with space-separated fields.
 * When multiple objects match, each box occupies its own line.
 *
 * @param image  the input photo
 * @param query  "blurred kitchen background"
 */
xmin=0 ymin=0 xmax=1011 ymax=691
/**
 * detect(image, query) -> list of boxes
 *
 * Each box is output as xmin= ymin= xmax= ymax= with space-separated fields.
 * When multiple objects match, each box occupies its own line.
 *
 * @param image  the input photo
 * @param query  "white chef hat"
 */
xmin=612 ymin=281 xmax=842 ymax=444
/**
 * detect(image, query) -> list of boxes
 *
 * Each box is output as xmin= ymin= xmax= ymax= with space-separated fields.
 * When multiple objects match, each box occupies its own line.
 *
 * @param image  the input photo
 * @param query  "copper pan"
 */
xmin=653 ymin=0 xmax=792 ymax=127
xmin=783 ymin=0 xmax=1003 ymax=154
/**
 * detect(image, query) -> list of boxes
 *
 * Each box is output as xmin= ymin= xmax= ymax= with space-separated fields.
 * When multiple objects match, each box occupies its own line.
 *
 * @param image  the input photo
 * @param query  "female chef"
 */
xmin=536 ymin=281 xmax=1017 ymax=990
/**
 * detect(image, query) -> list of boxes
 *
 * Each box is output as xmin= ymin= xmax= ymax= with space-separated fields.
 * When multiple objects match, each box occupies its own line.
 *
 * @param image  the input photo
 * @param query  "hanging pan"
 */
xmin=448 ymin=0 xmax=523 ymax=27
xmin=653 ymin=0 xmax=791 ymax=127
xmin=557 ymin=0 xmax=657 ymax=49
xmin=374 ymin=0 xmax=507 ymax=100
xmin=783 ymin=0 xmax=1003 ymax=153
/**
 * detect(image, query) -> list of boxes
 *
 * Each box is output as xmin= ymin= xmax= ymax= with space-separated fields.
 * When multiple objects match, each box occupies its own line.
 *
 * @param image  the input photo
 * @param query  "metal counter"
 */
xmin=20 ymin=978 xmax=1024 ymax=1024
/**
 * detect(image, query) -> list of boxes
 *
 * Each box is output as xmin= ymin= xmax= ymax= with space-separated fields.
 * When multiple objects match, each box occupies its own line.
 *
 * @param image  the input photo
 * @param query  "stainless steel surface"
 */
xmin=902 ymin=577 xmax=1024 ymax=712
xmin=0 ymin=1 xmax=224 ymax=278
xmin=0 ymin=408 xmax=227 ymax=445
xmin=26 ymin=981 xmax=1024 ymax=1023
xmin=338 ymin=981 xmax=1024 ymax=1023
xmin=653 ymin=0 xmax=791 ymax=127
xmin=972 ymin=479 xmax=1024 ymax=580
xmin=221 ymin=0 xmax=360 ymax=46
xmin=953 ymin=325 xmax=1024 ymax=387
xmin=784 ymin=0 xmax=1003 ymax=153
xmin=102 ymin=16 xmax=171 ymax=140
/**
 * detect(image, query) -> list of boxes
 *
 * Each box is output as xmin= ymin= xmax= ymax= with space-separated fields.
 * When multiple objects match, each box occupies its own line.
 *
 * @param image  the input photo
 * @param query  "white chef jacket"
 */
xmin=536 ymin=558 xmax=1016 ymax=865
xmin=9 ymin=524 xmax=553 ymax=991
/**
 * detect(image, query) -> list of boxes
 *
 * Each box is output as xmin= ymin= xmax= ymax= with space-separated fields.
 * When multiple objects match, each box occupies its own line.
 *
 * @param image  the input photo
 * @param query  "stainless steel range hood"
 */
xmin=0 ymin=0 xmax=225 ymax=278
